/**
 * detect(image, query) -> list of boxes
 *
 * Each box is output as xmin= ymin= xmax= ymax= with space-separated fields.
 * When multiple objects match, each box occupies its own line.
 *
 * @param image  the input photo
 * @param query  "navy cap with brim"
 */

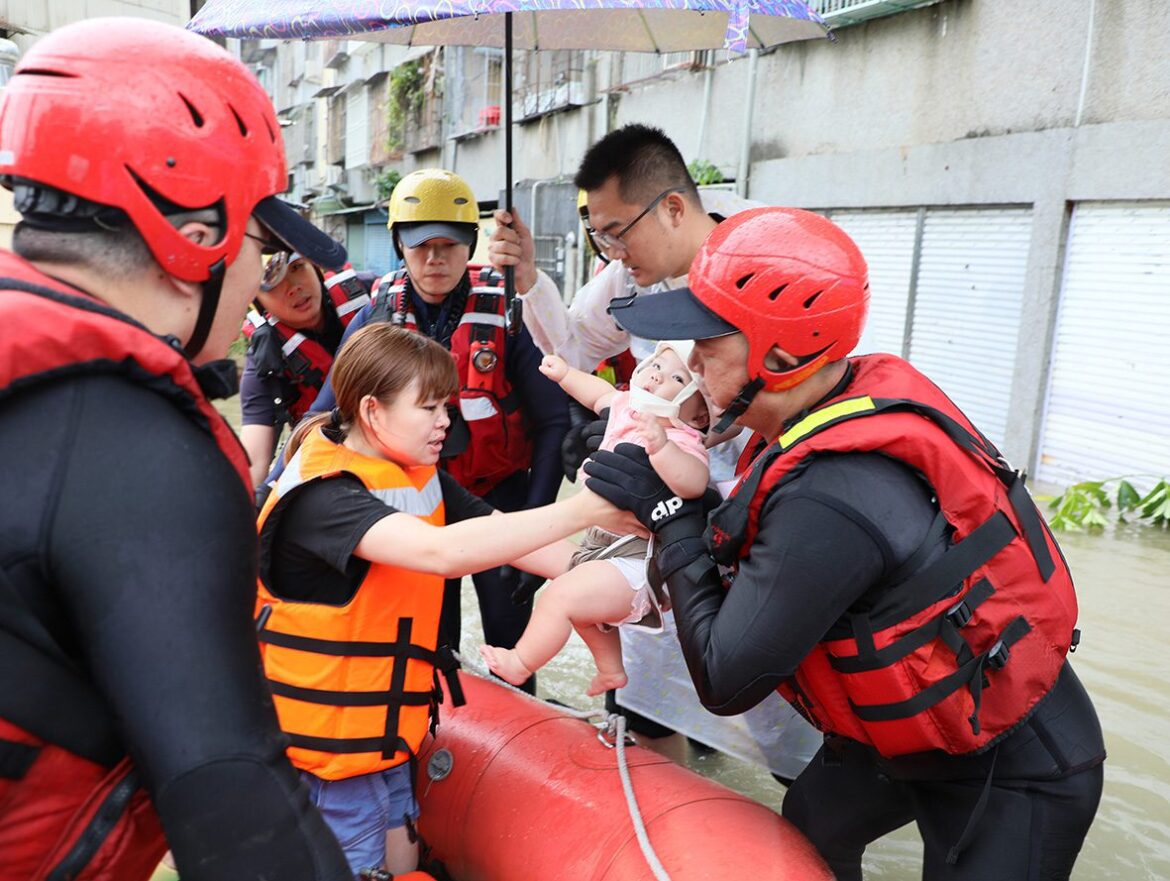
xmin=397 ymin=221 xmax=478 ymax=250
xmin=254 ymin=196 xmax=348 ymax=272
xmin=606 ymin=287 xmax=739 ymax=341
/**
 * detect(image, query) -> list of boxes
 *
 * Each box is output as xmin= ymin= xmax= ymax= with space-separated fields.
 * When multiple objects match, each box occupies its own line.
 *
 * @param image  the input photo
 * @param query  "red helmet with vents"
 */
xmin=0 ymin=18 xmax=287 ymax=282
xmin=688 ymin=207 xmax=869 ymax=391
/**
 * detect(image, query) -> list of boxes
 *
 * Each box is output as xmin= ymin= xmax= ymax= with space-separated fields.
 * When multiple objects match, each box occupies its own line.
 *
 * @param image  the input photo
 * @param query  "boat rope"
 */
xmin=614 ymin=714 xmax=673 ymax=881
xmin=452 ymin=650 xmax=674 ymax=879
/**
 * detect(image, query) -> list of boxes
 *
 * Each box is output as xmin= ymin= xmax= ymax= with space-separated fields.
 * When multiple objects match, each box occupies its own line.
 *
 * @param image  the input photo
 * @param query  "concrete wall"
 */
xmin=568 ymin=0 xmax=1169 ymax=473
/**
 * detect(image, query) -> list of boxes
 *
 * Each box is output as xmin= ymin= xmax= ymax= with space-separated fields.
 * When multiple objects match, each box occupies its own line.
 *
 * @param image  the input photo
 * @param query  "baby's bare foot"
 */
xmin=479 ymin=644 xmax=533 ymax=686
xmin=586 ymin=669 xmax=629 ymax=697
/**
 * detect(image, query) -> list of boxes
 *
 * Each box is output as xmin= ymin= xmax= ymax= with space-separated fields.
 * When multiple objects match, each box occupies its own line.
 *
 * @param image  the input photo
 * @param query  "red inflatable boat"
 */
xmin=415 ymin=672 xmax=831 ymax=880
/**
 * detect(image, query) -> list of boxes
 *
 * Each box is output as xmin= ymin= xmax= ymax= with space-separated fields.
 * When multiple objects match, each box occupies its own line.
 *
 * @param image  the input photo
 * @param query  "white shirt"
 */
xmin=518 ymin=189 xmax=765 ymax=483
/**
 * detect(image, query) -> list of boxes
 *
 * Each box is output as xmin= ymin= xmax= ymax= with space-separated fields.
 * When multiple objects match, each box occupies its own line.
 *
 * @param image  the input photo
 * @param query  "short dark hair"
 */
xmin=573 ymin=124 xmax=700 ymax=207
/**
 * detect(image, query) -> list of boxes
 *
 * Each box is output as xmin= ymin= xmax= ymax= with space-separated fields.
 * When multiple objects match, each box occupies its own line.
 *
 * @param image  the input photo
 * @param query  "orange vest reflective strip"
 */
xmin=256 ymin=429 xmax=446 ymax=780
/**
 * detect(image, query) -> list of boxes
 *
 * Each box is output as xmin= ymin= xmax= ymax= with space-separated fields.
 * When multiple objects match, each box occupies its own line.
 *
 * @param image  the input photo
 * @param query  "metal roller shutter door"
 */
xmin=909 ymin=208 xmax=1032 ymax=449
xmin=829 ymin=210 xmax=919 ymax=358
xmin=364 ymin=219 xmax=396 ymax=277
xmin=1036 ymin=201 xmax=1170 ymax=488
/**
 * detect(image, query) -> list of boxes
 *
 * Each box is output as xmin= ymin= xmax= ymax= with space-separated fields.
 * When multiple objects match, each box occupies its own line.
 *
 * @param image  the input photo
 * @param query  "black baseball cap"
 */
xmin=607 ymin=289 xmax=739 ymax=341
xmin=253 ymin=196 xmax=348 ymax=272
xmin=396 ymin=221 xmax=478 ymax=250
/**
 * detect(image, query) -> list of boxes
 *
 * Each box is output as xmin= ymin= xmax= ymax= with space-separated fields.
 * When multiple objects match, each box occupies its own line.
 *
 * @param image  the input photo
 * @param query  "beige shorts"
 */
xmin=570 ymin=528 xmax=667 ymax=633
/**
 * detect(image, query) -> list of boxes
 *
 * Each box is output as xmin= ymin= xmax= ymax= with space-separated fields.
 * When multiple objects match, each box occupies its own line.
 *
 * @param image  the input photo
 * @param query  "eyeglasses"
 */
xmin=244 ymin=231 xmax=284 ymax=257
xmin=585 ymin=187 xmax=687 ymax=254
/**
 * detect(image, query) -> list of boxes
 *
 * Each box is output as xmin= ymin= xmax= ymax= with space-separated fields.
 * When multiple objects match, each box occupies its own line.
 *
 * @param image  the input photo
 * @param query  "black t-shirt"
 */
xmin=265 ymin=469 xmax=495 ymax=605
xmin=0 ymin=373 xmax=351 ymax=880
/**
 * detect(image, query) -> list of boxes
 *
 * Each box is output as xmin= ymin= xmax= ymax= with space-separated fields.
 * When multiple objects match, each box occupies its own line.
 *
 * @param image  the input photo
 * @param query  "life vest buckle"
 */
xmin=945 ymin=598 xmax=974 ymax=629
xmin=986 ymin=639 xmax=1011 ymax=671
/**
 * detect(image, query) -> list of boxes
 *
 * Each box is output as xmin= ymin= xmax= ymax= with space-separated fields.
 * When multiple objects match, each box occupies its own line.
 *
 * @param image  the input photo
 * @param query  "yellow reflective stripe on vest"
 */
xmin=779 ymin=396 xmax=877 ymax=450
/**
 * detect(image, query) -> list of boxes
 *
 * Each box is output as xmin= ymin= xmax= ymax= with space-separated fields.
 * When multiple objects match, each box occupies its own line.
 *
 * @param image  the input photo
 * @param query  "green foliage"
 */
xmin=688 ymin=158 xmax=725 ymax=186
xmin=388 ymin=61 xmax=425 ymax=151
xmin=374 ymin=168 xmax=402 ymax=202
xmin=1039 ymin=477 xmax=1170 ymax=531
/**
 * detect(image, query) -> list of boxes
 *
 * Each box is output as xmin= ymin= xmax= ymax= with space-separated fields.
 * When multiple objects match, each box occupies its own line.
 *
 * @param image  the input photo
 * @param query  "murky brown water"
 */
xmin=458 ymin=520 xmax=1170 ymax=880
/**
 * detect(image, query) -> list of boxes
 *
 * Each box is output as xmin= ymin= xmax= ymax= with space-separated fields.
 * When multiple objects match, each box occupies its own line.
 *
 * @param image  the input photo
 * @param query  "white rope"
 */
xmin=451 ymin=652 xmax=672 ymax=879
xmin=614 ymin=715 xmax=673 ymax=881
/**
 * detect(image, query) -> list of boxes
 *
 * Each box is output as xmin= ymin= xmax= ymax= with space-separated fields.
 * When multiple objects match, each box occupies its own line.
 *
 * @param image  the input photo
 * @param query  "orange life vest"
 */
xmin=242 ymin=268 xmax=371 ymax=424
xmin=0 ymin=250 xmax=250 ymax=880
xmin=708 ymin=354 xmax=1079 ymax=758
xmin=256 ymin=428 xmax=447 ymax=780
xmin=370 ymin=266 xmax=533 ymax=495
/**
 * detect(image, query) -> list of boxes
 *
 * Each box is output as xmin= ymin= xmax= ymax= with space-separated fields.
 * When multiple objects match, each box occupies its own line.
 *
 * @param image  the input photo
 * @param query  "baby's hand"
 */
xmin=539 ymin=353 xmax=569 ymax=382
xmin=631 ymin=410 xmax=669 ymax=455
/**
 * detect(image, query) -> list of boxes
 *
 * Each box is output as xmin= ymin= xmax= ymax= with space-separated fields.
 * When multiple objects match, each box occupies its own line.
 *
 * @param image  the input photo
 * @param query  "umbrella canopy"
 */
xmin=189 ymin=0 xmax=829 ymax=323
xmin=189 ymin=0 xmax=828 ymax=55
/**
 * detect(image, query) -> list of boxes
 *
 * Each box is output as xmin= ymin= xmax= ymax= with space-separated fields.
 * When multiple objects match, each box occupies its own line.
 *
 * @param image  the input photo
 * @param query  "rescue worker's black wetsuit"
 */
xmin=0 ymin=374 xmax=351 ymax=881
xmin=667 ymin=448 xmax=1105 ymax=880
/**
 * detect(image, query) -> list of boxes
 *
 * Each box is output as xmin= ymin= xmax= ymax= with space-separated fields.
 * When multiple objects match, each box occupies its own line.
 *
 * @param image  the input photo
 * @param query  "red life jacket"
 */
xmin=0 ymin=250 xmax=251 ymax=880
xmin=707 ymin=354 xmax=1079 ymax=758
xmin=242 ymin=268 xmax=371 ymax=423
xmin=371 ymin=266 xmax=533 ymax=495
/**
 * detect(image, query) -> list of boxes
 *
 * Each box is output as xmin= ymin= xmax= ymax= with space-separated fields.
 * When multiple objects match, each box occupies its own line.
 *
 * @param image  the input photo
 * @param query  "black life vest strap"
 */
xmin=830 ymin=578 xmax=996 ymax=674
xmin=286 ymin=732 xmax=417 ymax=755
xmin=1004 ymin=469 xmax=1056 ymax=581
xmin=869 ymin=511 xmax=1017 ymax=632
xmin=258 ymin=627 xmax=439 ymax=663
xmin=268 ymin=680 xmax=436 ymax=708
xmin=849 ymin=615 xmax=1032 ymax=732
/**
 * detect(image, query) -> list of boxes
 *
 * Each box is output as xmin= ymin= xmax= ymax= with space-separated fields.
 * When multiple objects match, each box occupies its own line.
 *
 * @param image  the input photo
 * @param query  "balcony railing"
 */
xmin=810 ymin=0 xmax=947 ymax=27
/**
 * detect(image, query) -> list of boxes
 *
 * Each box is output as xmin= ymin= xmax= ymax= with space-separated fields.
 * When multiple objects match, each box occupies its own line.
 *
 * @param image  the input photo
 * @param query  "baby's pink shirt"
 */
xmin=600 ymin=390 xmax=709 ymax=466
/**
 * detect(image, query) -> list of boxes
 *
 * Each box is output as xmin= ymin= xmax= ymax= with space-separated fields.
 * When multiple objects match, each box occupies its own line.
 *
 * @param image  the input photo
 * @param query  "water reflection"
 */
xmin=461 ymin=523 xmax=1170 ymax=880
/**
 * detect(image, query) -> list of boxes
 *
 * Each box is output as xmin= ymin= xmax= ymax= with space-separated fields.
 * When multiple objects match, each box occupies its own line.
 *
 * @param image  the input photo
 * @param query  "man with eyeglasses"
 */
xmin=240 ymin=248 xmax=376 ymax=488
xmin=489 ymin=124 xmax=822 ymax=780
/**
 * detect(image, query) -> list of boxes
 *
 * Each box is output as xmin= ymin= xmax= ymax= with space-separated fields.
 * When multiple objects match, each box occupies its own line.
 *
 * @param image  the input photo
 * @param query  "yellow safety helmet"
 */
xmin=388 ymin=169 xmax=479 ymax=253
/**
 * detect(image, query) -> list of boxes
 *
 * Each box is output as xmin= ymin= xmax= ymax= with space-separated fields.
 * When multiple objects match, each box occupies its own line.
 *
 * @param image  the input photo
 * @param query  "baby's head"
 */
xmin=630 ymin=341 xmax=710 ymax=432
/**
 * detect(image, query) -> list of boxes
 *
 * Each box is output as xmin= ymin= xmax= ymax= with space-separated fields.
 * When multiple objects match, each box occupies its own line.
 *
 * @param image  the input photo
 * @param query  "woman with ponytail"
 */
xmin=255 ymin=322 xmax=629 ymax=878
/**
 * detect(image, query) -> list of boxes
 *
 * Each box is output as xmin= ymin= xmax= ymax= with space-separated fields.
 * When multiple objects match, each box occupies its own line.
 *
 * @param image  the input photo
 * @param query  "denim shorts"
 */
xmin=301 ymin=764 xmax=419 ymax=876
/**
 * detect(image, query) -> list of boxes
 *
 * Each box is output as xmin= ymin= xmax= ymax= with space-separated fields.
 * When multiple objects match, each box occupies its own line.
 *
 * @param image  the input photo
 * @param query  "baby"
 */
xmin=481 ymin=341 xmax=710 ymax=695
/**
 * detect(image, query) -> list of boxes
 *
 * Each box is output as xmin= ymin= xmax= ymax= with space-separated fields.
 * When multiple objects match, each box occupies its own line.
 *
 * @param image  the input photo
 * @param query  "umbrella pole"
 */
xmin=504 ymin=11 xmax=521 ymax=334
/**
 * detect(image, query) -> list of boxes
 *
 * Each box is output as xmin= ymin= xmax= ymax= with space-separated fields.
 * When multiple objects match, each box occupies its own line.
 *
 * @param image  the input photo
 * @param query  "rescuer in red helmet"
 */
xmin=583 ymin=207 xmax=1104 ymax=881
xmin=0 ymin=18 xmax=353 ymax=881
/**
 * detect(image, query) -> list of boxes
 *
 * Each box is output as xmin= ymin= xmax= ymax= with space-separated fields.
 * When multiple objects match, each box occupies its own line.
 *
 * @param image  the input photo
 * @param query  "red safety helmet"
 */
xmin=689 ymin=207 xmax=869 ymax=391
xmin=0 ymin=18 xmax=286 ymax=283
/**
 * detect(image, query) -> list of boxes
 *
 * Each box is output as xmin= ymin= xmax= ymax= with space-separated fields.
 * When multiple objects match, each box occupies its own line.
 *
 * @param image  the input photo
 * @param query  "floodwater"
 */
xmin=458 ymin=520 xmax=1170 ymax=880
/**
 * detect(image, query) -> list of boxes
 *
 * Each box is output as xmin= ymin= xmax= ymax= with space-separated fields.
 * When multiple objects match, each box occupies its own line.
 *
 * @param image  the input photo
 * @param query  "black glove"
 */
xmin=501 ymin=565 xmax=546 ymax=606
xmin=561 ymin=403 xmax=609 ymax=483
xmin=583 ymin=443 xmax=716 ymax=544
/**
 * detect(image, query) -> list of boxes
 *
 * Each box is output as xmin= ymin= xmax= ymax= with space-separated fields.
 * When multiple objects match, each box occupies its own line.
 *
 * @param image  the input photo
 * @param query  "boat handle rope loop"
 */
xmin=453 ymin=652 xmax=675 ymax=880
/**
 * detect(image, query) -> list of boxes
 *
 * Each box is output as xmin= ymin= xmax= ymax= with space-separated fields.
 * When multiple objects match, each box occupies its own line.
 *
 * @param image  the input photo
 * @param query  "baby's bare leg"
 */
xmin=480 ymin=561 xmax=634 ymax=690
xmin=575 ymin=623 xmax=627 ymax=697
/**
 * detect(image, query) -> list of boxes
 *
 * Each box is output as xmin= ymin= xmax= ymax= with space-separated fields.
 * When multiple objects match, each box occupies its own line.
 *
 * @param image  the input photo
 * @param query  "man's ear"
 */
xmin=664 ymin=191 xmax=687 ymax=225
xmin=764 ymin=345 xmax=800 ymax=371
xmin=163 ymin=220 xmax=221 ymax=299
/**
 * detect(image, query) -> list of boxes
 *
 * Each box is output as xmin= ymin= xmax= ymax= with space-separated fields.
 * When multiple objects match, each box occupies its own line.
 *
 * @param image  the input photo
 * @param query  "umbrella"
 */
xmin=188 ymin=0 xmax=830 ymax=321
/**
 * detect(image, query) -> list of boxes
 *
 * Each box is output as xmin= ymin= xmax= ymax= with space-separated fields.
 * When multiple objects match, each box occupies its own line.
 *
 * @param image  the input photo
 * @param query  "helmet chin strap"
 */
xmin=183 ymin=258 xmax=225 ymax=360
xmin=713 ymin=376 xmax=764 ymax=434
